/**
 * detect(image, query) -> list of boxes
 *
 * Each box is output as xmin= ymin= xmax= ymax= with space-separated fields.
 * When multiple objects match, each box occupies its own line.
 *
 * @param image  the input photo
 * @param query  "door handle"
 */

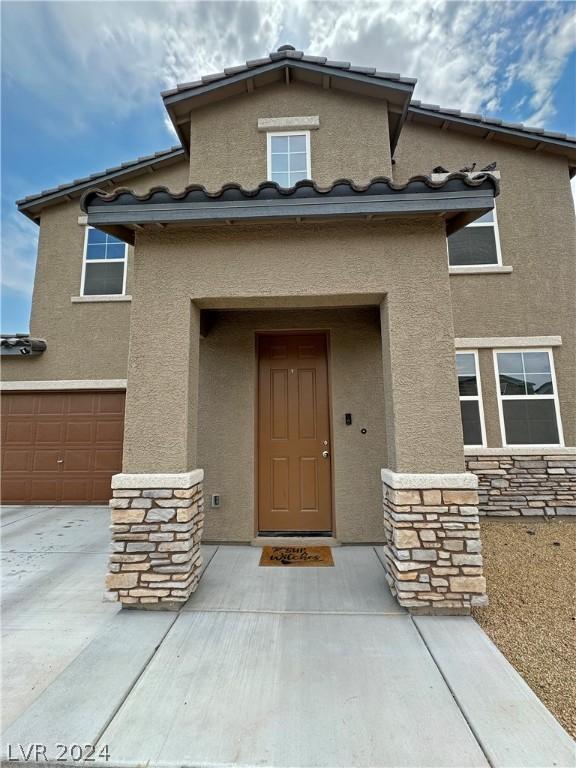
xmin=322 ymin=450 xmax=329 ymax=458
xmin=57 ymin=459 xmax=64 ymax=464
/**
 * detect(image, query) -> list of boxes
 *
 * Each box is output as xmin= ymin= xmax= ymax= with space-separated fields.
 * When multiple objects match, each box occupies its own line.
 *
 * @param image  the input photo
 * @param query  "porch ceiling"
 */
xmin=81 ymin=172 xmax=499 ymax=245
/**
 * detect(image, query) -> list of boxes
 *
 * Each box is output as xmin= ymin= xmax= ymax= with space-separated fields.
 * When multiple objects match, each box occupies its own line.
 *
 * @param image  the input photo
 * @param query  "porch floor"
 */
xmin=2 ymin=506 xmax=573 ymax=768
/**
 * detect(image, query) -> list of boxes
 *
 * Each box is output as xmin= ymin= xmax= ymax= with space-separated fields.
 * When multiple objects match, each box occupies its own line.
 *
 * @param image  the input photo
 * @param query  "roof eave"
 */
xmin=16 ymin=147 xmax=186 ymax=222
xmin=163 ymin=59 xmax=415 ymax=153
xmin=408 ymin=105 xmax=576 ymax=161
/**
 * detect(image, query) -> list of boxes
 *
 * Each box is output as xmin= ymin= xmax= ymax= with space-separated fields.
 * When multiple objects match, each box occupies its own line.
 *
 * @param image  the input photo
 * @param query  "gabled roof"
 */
xmin=162 ymin=45 xmax=416 ymax=156
xmin=15 ymin=46 xmax=576 ymax=223
xmin=81 ymin=172 xmax=499 ymax=245
xmin=17 ymin=146 xmax=185 ymax=223
xmin=408 ymin=102 xmax=576 ymax=172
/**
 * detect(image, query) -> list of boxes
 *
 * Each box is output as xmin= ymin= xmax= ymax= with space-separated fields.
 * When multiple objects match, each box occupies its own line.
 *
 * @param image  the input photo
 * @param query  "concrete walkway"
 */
xmin=1 ymin=506 xmax=574 ymax=768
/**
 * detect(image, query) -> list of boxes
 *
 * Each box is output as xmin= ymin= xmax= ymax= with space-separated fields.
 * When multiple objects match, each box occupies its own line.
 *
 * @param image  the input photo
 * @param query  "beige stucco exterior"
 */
xmin=395 ymin=122 xmax=576 ymax=446
xmin=188 ymin=80 xmax=392 ymax=189
xmin=4 ymin=161 xmax=189 ymax=382
xmin=121 ymin=217 xmax=465 ymax=480
xmin=198 ymin=308 xmax=386 ymax=542
xmin=4 ymin=73 xmax=576 ymax=543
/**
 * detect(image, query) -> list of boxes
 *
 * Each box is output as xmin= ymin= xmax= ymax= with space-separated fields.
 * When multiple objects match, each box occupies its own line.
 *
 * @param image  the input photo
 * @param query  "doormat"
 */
xmin=259 ymin=546 xmax=334 ymax=567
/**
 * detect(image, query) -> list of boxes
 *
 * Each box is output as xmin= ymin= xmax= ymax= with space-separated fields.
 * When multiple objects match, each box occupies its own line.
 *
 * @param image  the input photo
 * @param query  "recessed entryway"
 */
xmin=257 ymin=332 xmax=333 ymax=534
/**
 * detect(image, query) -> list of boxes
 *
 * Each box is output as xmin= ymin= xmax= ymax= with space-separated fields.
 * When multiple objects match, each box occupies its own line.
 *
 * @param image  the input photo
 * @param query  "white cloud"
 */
xmin=512 ymin=6 xmax=576 ymax=125
xmin=0 ymin=212 xmax=38 ymax=296
xmin=2 ymin=0 xmax=574 ymax=139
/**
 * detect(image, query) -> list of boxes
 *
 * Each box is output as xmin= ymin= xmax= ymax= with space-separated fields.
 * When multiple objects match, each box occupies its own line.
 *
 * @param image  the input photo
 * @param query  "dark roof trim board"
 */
xmin=82 ymin=173 xmax=499 ymax=244
xmin=17 ymin=146 xmax=185 ymax=223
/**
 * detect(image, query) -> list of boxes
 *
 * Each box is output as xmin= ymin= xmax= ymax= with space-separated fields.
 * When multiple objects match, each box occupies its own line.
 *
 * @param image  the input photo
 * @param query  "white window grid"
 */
xmin=447 ymin=202 xmax=503 ymax=269
xmin=456 ymin=350 xmax=487 ymax=447
xmin=81 ymin=226 xmax=128 ymax=297
xmin=266 ymin=130 xmax=312 ymax=187
xmin=492 ymin=347 xmax=565 ymax=448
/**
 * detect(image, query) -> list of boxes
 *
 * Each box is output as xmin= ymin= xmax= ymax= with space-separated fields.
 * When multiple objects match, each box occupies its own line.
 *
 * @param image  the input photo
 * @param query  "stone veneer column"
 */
xmin=381 ymin=469 xmax=487 ymax=614
xmin=105 ymin=470 xmax=204 ymax=609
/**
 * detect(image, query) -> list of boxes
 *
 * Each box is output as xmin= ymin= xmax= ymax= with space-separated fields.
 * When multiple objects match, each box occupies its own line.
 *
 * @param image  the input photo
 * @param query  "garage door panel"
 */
xmin=65 ymin=421 xmax=95 ymax=443
xmin=67 ymin=392 xmax=96 ymax=415
xmin=4 ymin=393 xmax=36 ymax=416
xmin=61 ymin=478 xmax=93 ymax=502
xmin=63 ymin=449 xmax=94 ymax=471
xmin=2 ymin=449 xmax=32 ymax=472
xmin=93 ymin=477 xmax=114 ymax=501
xmin=37 ymin=394 xmax=66 ymax=415
xmin=95 ymin=420 xmax=124 ymax=442
xmin=1 ymin=391 xmax=125 ymax=504
xmin=94 ymin=448 xmax=123 ymax=471
xmin=4 ymin=421 xmax=35 ymax=444
xmin=35 ymin=421 xmax=65 ymax=443
xmin=31 ymin=478 xmax=61 ymax=503
xmin=2 ymin=479 xmax=30 ymax=502
xmin=32 ymin=450 xmax=62 ymax=472
xmin=97 ymin=393 xmax=125 ymax=414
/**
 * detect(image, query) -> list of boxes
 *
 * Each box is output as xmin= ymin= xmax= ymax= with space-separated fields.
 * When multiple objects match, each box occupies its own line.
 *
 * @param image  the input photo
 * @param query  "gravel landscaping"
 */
xmin=473 ymin=518 xmax=576 ymax=739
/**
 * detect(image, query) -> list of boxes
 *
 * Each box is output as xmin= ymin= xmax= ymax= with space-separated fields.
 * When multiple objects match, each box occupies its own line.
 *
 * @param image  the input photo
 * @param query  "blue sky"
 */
xmin=2 ymin=0 xmax=575 ymax=333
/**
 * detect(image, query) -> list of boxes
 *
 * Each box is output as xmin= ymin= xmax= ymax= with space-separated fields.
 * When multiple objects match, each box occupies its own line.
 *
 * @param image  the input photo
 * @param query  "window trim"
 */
xmin=493 ymin=347 xmax=565 ymax=448
xmin=456 ymin=349 xmax=487 ymax=448
xmin=447 ymin=202 xmax=503 ymax=270
xmin=81 ymin=226 xmax=128 ymax=297
xmin=266 ymin=130 xmax=312 ymax=186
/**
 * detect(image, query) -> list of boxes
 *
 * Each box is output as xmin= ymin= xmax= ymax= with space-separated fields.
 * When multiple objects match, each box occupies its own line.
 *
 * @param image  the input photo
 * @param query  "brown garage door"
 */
xmin=1 ymin=391 xmax=125 ymax=504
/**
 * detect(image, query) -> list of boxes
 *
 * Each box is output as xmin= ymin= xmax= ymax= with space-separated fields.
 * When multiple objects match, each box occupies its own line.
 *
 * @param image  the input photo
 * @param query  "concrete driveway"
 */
xmin=1 ymin=506 xmax=573 ymax=768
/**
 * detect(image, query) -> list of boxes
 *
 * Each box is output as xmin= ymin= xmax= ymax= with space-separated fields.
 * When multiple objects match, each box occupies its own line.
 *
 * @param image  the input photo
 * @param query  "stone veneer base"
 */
xmin=466 ymin=454 xmax=576 ymax=516
xmin=382 ymin=470 xmax=486 ymax=614
xmin=105 ymin=470 xmax=204 ymax=609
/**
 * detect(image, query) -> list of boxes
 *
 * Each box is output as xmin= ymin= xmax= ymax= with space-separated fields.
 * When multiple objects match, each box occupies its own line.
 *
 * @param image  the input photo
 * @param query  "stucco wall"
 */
xmin=188 ymin=80 xmax=392 ymax=188
xmin=395 ymin=123 xmax=576 ymax=446
xmin=198 ymin=308 xmax=387 ymax=542
xmin=124 ymin=218 xmax=465 ymax=476
xmin=3 ymin=160 xmax=189 ymax=382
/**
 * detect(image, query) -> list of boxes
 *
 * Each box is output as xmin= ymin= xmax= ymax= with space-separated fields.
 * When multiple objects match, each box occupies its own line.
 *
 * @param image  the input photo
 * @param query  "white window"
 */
xmin=447 ymin=207 xmax=502 ymax=267
xmin=456 ymin=351 xmax=486 ymax=447
xmin=494 ymin=349 xmax=564 ymax=446
xmin=267 ymin=131 xmax=311 ymax=187
xmin=81 ymin=227 xmax=127 ymax=296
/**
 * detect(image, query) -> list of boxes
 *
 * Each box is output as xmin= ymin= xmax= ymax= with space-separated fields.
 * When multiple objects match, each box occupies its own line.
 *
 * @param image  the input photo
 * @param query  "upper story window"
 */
xmin=267 ymin=131 xmax=311 ymax=188
xmin=494 ymin=349 xmax=563 ymax=446
xmin=447 ymin=208 xmax=502 ymax=267
xmin=456 ymin=351 xmax=486 ymax=447
xmin=81 ymin=227 xmax=127 ymax=296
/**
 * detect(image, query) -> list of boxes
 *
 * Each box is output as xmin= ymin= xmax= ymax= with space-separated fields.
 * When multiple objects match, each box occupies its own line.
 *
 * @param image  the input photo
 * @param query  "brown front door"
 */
xmin=258 ymin=333 xmax=332 ymax=533
xmin=1 ymin=391 xmax=125 ymax=504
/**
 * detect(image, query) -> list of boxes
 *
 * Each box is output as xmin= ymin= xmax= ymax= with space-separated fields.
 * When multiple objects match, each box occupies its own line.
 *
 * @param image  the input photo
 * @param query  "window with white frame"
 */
xmin=494 ymin=349 xmax=563 ymax=446
xmin=81 ymin=227 xmax=127 ymax=296
xmin=456 ymin=351 xmax=486 ymax=446
xmin=267 ymin=131 xmax=311 ymax=187
xmin=447 ymin=208 xmax=502 ymax=267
